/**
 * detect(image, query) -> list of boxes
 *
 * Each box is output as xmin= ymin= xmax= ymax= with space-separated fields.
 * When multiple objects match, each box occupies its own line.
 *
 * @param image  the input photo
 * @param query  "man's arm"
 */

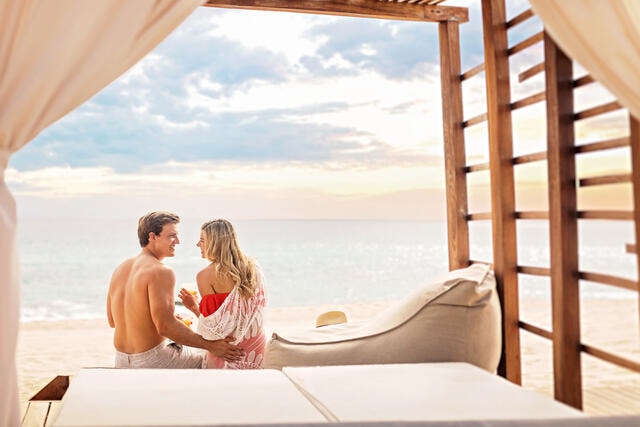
xmin=106 ymin=277 xmax=115 ymax=328
xmin=148 ymin=267 xmax=244 ymax=361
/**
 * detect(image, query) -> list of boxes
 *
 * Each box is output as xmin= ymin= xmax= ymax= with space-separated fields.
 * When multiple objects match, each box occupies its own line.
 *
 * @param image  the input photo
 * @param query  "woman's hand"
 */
xmin=178 ymin=288 xmax=200 ymax=317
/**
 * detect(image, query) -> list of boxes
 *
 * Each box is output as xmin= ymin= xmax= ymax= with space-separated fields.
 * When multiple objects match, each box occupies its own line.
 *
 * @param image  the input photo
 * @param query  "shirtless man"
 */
xmin=107 ymin=211 xmax=244 ymax=368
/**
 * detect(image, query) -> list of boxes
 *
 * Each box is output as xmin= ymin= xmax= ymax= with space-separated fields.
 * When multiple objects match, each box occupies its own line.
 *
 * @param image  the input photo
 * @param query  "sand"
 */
xmin=16 ymin=298 xmax=640 ymax=417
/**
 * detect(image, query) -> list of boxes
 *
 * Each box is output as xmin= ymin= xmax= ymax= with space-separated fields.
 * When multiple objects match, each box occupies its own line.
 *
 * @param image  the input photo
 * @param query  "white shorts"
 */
xmin=115 ymin=340 xmax=205 ymax=369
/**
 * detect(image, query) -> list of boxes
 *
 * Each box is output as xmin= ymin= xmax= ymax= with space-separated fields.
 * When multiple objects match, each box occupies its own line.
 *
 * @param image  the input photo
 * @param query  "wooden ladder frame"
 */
xmin=439 ymin=0 xmax=640 ymax=411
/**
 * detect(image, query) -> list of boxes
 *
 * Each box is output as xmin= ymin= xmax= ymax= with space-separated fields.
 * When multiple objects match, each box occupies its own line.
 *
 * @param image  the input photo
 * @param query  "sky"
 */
xmin=6 ymin=0 xmax=631 ymax=221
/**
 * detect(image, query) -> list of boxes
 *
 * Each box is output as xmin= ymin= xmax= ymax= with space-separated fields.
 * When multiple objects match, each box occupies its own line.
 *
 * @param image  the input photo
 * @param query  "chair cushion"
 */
xmin=264 ymin=263 xmax=501 ymax=372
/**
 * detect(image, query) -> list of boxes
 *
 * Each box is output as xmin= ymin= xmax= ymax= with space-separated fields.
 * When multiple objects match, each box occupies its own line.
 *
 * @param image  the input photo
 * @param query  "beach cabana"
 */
xmin=2 ymin=0 xmax=640 ymax=425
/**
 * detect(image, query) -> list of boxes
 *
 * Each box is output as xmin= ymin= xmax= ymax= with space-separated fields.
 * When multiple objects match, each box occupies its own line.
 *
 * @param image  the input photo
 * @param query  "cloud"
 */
xmin=8 ymin=160 xmax=448 ymax=221
xmin=304 ymin=18 xmax=439 ymax=79
xmin=10 ymin=0 xmax=627 ymax=222
xmin=6 ymin=157 xmax=445 ymax=198
xmin=10 ymin=6 xmax=460 ymax=174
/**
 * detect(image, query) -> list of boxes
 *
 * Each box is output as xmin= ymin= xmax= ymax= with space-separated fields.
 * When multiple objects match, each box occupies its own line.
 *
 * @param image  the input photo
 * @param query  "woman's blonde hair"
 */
xmin=200 ymin=219 xmax=256 ymax=298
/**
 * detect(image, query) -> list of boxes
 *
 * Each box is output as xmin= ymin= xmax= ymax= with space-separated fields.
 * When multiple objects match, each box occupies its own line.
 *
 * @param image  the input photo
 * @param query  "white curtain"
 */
xmin=529 ymin=0 xmax=640 ymax=120
xmin=0 ymin=1 xmax=202 ymax=425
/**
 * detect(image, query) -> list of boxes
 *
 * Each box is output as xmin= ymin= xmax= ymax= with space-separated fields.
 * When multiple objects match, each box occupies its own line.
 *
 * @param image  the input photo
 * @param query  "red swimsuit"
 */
xmin=199 ymin=293 xmax=230 ymax=317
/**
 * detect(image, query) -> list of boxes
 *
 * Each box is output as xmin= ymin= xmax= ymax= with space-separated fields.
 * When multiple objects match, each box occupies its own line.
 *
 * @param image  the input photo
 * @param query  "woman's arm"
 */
xmin=177 ymin=288 xmax=200 ymax=317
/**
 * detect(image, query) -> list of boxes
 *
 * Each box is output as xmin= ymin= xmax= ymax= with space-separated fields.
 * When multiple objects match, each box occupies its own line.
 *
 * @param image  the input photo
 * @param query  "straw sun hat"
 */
xmin=315 ymin=310 xmax=348 ymax=328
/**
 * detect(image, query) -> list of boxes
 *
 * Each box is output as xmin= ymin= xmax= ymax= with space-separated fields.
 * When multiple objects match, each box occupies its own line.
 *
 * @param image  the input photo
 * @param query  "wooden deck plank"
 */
xmin=584 ymin=386 xmax=640 ymax=415
xmin=21 ymin=401 xmax=64 ymax=427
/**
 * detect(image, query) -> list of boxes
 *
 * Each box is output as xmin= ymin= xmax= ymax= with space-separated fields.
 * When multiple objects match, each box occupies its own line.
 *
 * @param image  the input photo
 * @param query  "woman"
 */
xmin=178 ymin=219 xmax=267 ymax=368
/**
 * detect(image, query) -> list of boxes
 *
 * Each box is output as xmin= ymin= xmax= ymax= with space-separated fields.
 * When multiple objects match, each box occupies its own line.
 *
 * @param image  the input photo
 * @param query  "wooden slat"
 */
xmin=577 ymin=210 xmax=633 ymax=220
xmin=517 ymin=265 xmax=550 ymax=276
xmin=508 ymin=31 xmax=543 ymax=56
xmin=573 ymin=74 xmax=595 ymax=88
xmin=511 ymin=91 xmax=545 ymax=111
xmin=578 ymin=173 xmax=631 ymax=187
xmin=519 ymin=62 xmax=544 ymax=83
xmin=467 ymin=212 xmax=492 ymax=221
xmin=515 ymin=211 xmax=548 ymax=219
xmin=574 ymin=137 xmax=629 ymax=154
xmin=544 ymin=32 xmax=582 ymax=409
xmin=581 ymin=344 xmax=640 ymax=373
xmin=439 ymin=20 xmax=469 ymax=270
xmin=578 ymin=270 xmax=638 ymax=292
xmin=464 ymin=162 xmax=490 ymax=173
xmin=481 ymin=0 xmax=521 ymax=384
xmin=513 ymin=151 xmax=547 ymax=164
xmin=626 ymin=243 xmax=637 ymax=254
xmin=463 ymin=112 xmax=487 ymax=128
xmin=506 ymin=8 xmax=534 ymax=29
xmin=203 ymin=0 xmax=470 ymax=22
xmin=461 ymin=63 xmax=485 ymax=81
xmin=468 ymin=258 xmax=489 ymax=265
xmin=22 ymin=401 xmax=65 ymax=426
xmin=21 ymin=401 xmax=53 ymax=427
xmin=574 ymin=101 xmax=623 ymax=121
xmin=519 ymin=320 xmax=553 ymax=340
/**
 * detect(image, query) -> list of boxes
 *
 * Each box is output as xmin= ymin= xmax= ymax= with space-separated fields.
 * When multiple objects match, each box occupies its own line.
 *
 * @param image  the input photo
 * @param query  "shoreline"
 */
xmin=17 ymin=299 xmax=640 ymax=416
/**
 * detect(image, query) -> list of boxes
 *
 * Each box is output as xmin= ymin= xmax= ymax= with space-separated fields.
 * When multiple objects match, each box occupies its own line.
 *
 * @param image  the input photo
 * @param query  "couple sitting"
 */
xmin=106 ymin=212 xmax=266 ymax=369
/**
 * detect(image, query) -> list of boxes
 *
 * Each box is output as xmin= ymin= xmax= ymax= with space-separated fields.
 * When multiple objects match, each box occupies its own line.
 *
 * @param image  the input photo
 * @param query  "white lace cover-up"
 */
xmin=196 ymin=267 xmax=267 ymax=369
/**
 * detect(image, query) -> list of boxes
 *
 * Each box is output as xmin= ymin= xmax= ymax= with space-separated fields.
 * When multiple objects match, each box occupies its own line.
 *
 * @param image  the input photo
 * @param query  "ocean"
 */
xmin=16 ymin=218 xmax=638 ymax=322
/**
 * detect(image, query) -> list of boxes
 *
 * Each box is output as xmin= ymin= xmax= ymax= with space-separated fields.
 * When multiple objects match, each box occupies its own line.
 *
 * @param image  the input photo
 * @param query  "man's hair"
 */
xmin=138 ymin=211 xmax=180 ymax=247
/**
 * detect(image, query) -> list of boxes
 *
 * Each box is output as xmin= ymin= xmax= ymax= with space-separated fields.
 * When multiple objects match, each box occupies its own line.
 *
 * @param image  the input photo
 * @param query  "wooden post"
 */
xmin=630 ymin=115 xmax=640 ymax=331
xmin=544 ymin=33 xmax=582 ymax=409
xmin=439 ymin=20 xmax=469 ymax=271
xmin=481 ymin=0 xmax=521 ymax=383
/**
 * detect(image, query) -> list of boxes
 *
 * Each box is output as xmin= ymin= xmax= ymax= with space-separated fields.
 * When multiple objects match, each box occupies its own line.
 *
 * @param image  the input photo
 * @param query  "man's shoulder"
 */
xmin=123 ymin=254 xmax=173 ymax=278
xmin=112 ymin=256 xmax=136 ymax=277
xmin=145 ymin=260 xmax=175 ymax=280
xmin=130 ymin=259 xmax=175 ymax=292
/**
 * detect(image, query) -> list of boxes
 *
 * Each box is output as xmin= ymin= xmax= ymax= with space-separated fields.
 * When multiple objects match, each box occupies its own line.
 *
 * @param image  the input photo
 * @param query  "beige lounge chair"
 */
xmin=264 ymin=263 xmax=501 ymax=371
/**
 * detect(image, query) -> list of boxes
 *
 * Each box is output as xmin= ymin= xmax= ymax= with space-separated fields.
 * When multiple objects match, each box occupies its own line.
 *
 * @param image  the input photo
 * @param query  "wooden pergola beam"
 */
xmin=203 ymin=0 xmax=469 ymax=23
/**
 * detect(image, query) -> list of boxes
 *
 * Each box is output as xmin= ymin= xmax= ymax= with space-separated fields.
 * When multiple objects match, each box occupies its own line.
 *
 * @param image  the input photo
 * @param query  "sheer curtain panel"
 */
xmin=0 ymin=1 xmax=202 ymax=425
xmin=529 ymin=0 xmax=640 ymax=120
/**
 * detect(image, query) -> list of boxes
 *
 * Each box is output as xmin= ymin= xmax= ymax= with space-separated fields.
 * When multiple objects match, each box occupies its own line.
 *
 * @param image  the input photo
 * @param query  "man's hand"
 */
xmin=206 ymin=336 xmax=245 ymax=362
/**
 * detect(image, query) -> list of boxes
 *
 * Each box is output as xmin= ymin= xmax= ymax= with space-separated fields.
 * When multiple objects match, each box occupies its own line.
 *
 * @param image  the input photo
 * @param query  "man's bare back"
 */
xmin=106 ymin=212 xmax=244 ymax=367
xmin=107 ymin=253 xmax=171 ymax=353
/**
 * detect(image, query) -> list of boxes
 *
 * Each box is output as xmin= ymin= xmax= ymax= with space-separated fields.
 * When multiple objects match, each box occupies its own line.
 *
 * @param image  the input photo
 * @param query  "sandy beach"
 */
xmin=17 ymin=298 xmax=640 ymax=418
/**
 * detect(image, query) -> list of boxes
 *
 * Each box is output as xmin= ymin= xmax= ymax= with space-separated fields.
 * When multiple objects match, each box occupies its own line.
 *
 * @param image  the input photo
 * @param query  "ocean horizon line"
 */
xmin=16 ymin=215 xmax=450 ymax=222
xmin=17 ymin=218 xmax=636 ymax=322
